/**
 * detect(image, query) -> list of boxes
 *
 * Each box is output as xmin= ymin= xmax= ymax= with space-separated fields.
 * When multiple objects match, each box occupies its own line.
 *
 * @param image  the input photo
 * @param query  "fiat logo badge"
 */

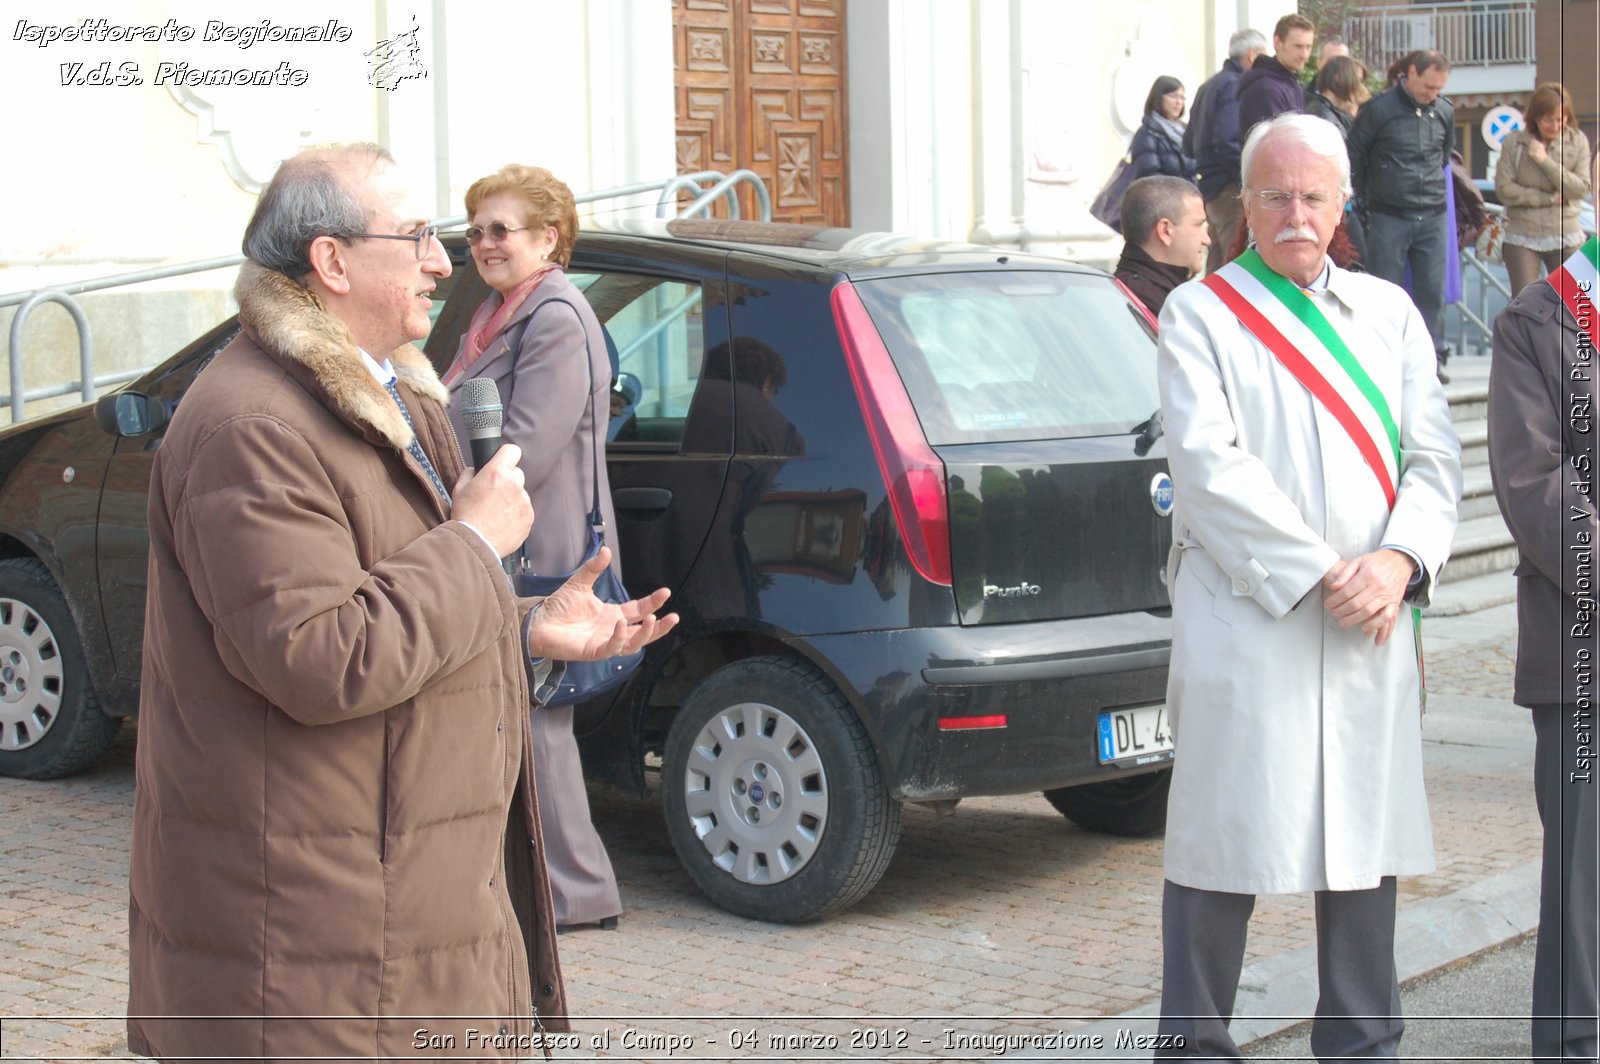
xmin=1150 ymin=473 xmax=1175 ymax=517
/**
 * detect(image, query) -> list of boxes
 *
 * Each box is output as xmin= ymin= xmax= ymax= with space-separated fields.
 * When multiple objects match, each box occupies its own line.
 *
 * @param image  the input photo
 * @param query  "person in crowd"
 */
xmin=1349 ymin=50 xmax=1454 ymax=379
xmin=1494 ymin=82 xmax=1593 ymax=295
xmin=1237 ymin=13 xmax=1316 ymax=138
xmin=1185 ymin=28 xmax=1270 ymax=272
xmin=1303 ymin=55 xmax=1373 ymax=264
xmin=1318 ymin=36 xmax=1350 ymax=64
xmin=1114 ymin=175 xmax=1210 ymax=316
xmin=1488 ymin=169 xmax=1599 ymax=1062
xmin=443 ymin=164 xmax=627 ymax=935
xmin=126 ymin=144 xmax=677 ymax=1061
xmin=1132 ymin=76 xmax=1197 ymax=182
xmin=1153 ymin=113 xmax=1461 ymax=1057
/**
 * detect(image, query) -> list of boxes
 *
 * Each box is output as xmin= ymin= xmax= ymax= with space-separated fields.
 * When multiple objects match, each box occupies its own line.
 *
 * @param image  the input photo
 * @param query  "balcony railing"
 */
xmin=1344 ymin=1 xmax=1535 ymax=75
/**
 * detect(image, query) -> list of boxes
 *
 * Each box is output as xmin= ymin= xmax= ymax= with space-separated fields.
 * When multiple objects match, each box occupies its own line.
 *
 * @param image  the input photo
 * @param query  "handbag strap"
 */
xmin=497 ymin=294 xmax=607 ymax=541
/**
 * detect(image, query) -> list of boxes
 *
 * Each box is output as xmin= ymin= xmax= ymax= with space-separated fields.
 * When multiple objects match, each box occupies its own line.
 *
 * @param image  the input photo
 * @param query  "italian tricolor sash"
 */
xmin=1202 ymin=248 xmax=1424 ymax=694
xmin=1201 ymin=248 xmax=1401 ymax=510
xmin=1547 ymin=235 xmax=1598 ymax=344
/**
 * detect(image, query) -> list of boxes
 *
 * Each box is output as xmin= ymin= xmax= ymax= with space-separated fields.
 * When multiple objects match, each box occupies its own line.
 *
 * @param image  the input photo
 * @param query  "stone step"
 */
xmin=1422 ymin=568 xmax=1517 ymax=618
xmin=1459 ymin=465 xmax=1501 ymax=521
xmin=1439 ymin=511 xmax=1518 ymax=583
xmin=1454 ymin=418 xmax=1488 ymax=470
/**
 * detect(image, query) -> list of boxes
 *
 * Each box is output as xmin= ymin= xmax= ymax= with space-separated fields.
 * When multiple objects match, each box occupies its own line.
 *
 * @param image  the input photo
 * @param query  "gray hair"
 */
xmin=242 ymin=143 xmax=395 ymax=277
xmin=1229 ymin=28 xmax=1268 ymax=61
xmin=1240 ymin=113 xmax=1353 ymax=196
xmin=1121 ymin=176 xmax=1202 ymax=245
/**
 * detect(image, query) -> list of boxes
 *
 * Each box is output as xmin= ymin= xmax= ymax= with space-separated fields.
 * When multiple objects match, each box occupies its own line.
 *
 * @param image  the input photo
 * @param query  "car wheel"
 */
xmin=662 ymin=655 xmax=901 ymax=923
xmin=1043 ymin=768 xmax=1171 ymax=837
xmin=0 ymin=557 xmax=120 ymax=779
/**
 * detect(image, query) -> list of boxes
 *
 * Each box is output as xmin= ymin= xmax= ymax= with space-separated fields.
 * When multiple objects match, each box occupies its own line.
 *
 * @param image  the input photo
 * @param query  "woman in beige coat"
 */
xmin=444 ymin=165 xmax=624 ymax=932
xmin=1494 ymin=82 xmax=1592 ymax=294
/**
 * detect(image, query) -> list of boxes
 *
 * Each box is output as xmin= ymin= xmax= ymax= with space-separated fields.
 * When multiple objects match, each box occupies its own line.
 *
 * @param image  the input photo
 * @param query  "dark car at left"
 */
xmin=1 ymin=219 xmax=1175 ymax=922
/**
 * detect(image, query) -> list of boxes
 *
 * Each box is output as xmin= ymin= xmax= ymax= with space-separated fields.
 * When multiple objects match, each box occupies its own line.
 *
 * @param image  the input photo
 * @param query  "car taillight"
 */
xmin=830 ymin=281 xmax=952 ymax=587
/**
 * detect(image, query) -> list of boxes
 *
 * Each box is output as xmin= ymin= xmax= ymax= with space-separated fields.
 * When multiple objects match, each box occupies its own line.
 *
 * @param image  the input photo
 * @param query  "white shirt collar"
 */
xmin=358 ymin=348 xmax=396 ymax=386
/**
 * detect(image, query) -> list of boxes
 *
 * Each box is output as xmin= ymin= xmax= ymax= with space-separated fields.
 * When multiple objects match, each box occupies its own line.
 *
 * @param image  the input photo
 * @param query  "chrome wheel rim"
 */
xmin=0 ymin=596 xmax=64 ymax=752
xmin=679 ymin=701 xmax=828 ymax=885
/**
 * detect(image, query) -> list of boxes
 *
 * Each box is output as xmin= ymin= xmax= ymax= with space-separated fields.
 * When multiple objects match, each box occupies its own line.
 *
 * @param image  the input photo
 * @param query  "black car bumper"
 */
xmin=805 ymin=610 xmax=1172 ymax=802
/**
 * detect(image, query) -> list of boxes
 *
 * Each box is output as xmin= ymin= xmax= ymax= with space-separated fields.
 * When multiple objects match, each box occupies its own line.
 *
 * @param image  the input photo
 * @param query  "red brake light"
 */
xmin=830 ymin=282 xmax=952 ymax=587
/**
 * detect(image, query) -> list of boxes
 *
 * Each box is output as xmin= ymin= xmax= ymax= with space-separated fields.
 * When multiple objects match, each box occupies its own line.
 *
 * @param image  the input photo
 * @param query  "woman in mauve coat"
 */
xmin=444 ymin=165 xmax=623 ymax=932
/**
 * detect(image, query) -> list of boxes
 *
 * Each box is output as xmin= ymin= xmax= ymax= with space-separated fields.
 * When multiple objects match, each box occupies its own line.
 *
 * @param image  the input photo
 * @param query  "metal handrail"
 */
xmin=3 ymin=169 xmax=774 ymax=424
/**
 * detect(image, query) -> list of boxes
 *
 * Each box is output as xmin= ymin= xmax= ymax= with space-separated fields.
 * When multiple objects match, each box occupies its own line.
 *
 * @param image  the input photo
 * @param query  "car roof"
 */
xmin=447 ymin=218 xmax=1104 ymax=279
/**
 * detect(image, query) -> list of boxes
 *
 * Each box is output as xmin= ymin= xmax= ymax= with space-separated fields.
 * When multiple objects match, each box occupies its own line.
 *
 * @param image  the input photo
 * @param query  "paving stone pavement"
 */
xmin=0 ymin=606 xmax=1536 ymax=1061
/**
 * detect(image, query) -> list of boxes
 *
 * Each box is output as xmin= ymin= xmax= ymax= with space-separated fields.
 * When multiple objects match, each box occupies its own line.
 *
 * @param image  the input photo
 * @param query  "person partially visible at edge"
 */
xmin=442 ymin=164 xmax=626 ymax=936
xmin=1303 ymin=55 xmax=1373 ymax=265
xmin=1153 ymin=113 xmax=1461 ymax=1059
xmin=1184 ymin=27 xmax=1269 ymax=273
xmin=1487 ymin=196 xmax=1599 ymax=1064
xmin=1236 ymin=12 xmax=1315 ymax=139
xmin=1493 ymin=82 xmax=1593 ymax=296
xmin=1348 ymin=49 xmax=1454 ymax=380
xmin=126 ymin=144 xmax=678 ymax=1062
xmin=1114 ymin=175 xmax=1210 ymax=318
xmin=1131 ymin=75 xmax=1197 ymax=183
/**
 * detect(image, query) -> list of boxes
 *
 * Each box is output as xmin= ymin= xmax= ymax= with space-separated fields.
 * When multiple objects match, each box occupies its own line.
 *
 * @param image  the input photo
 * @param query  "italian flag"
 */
xmin=1548 ymin=235 xmax=1599 ymax=341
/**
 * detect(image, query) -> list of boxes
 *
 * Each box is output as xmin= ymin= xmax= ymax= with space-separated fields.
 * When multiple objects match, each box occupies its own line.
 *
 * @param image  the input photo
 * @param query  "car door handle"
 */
xmin=613 ymin=487 xmax=673 ymax=511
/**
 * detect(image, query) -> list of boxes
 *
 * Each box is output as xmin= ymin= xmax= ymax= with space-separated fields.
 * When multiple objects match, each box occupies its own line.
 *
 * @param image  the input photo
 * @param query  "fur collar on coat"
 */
xmin=233 ymin=260 xmax=449 ymax=454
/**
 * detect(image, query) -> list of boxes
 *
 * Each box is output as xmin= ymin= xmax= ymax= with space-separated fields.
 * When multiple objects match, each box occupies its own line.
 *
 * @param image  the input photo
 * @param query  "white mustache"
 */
xmin=1273 ymin=227 xmax=1319 ymax=243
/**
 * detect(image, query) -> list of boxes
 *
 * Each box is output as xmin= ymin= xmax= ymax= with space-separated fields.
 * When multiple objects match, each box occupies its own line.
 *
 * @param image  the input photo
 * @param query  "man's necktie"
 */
xmin=383 ymin=378 xmax=451 ymax=506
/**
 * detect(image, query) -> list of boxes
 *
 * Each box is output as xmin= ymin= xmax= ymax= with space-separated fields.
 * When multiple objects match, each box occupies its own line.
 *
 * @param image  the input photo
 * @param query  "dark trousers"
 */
xmin=1156 ymin=878 xmax=1403 ymax=1060
xmin=1364 ymin=209 xmax=1449 ymax=362
xmin=1505 ymin=242 xmax=1585 ymax=298
xmin=1532 ymin=706 xmax=1599 ymax=1062
xmin=1205 ymin=183 xmax=1243 ymax=273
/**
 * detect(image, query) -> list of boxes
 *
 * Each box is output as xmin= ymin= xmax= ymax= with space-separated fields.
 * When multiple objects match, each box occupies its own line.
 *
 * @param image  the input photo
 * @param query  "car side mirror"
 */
xmin=95 ymin=392 xmax=171 ymax=438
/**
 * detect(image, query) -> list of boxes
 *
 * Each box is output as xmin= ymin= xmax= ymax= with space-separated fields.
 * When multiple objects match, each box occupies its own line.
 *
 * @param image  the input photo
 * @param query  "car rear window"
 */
xmin=851 ymin=271 xmax=1158 ymax=444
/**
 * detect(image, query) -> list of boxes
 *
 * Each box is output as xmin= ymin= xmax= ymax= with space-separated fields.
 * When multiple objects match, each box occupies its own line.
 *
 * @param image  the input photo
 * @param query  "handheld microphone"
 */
xmin=458 ymin=377 xmax=504 ymax=471
xmin=457 ymin=378 xmax=518 ymax=577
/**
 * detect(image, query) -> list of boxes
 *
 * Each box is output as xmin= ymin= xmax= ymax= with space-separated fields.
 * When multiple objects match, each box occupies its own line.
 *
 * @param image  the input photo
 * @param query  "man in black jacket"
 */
xmin=1236 ymin=13 xmax=1315 ymax=138
xmin=1349 ymin=51 xmax=1454 ymax=377
xmin=1113 ymin=176 xmax=1209 ymax=317
xmin=1184 ymin=27 xmax=1267 ymax=272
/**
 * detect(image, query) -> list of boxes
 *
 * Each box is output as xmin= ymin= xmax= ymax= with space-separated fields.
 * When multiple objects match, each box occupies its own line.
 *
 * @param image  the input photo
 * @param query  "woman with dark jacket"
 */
xmin=444 ymin=164 xmax=624 ymax=934
xmin=1302 ymin=55 xmax=1371 ymax=263
xmin=1131 ymin=76 xmax=1197 ymax=183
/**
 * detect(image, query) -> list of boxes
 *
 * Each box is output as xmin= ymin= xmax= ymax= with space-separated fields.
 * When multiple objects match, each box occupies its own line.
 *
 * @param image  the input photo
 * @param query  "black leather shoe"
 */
xmin=556 ymin=915 xmax=620 ymax=934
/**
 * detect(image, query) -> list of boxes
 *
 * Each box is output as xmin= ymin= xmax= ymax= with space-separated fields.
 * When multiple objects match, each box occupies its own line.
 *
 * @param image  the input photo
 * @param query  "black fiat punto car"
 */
xmin=0 ymin=219 xmax=1174 ymax=921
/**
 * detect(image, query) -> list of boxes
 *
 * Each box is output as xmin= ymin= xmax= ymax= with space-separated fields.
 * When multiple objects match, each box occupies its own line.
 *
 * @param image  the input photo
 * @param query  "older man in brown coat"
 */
xmin=1488 ymin=230 xmax=1598 ymax=1064
xmin=126 ymin=145 xmax=676 ymax=1062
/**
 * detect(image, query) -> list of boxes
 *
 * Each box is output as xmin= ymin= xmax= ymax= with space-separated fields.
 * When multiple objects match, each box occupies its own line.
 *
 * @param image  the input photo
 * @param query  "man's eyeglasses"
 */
xmin=351 ymin=224 xmax=440 ymax=260
xmin=1250 ymin=189 xmax=1341 ymax=212
xmin=465 ymin=222 xmax=534 ymax=245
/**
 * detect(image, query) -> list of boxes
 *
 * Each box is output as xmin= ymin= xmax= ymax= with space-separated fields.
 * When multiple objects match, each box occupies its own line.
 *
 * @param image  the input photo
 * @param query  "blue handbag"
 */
xmin=504 ymin=297 xmax=644 ymax=707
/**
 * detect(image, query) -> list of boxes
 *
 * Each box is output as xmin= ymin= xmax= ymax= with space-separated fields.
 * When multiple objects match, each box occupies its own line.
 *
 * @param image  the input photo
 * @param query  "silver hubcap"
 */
xmin=0 ymin=596 xmax=64 ymax=752
xmin=680 ymin=701 xmax=828 ymax=885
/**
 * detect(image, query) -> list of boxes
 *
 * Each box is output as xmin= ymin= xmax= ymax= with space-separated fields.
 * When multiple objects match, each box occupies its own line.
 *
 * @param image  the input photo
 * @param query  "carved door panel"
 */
xmin=672 ymin=0 xmax=849 ymax=226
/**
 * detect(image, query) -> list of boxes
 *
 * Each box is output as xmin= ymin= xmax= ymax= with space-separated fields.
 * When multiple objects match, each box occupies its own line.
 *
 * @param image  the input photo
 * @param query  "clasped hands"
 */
xmin=1322 ymin=548 xmax=1417 ymax=646
xmin=451 ymin=445 xmax=679 ymax=662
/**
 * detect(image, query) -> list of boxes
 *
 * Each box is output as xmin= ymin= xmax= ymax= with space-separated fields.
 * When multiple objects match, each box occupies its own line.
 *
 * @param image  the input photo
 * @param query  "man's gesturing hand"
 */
xmin=450 ymin=444 xmax=534 ymax=557
xmin=1322 ymin=548 xmax=1417 ymax=645
xmin=527 ymin=546 xmax=679 ymax=662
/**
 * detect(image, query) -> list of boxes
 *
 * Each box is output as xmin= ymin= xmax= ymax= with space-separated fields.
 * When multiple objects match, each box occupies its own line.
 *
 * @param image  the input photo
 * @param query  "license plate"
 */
xmin=1097 ymin=702 xmax=1174 ymax=766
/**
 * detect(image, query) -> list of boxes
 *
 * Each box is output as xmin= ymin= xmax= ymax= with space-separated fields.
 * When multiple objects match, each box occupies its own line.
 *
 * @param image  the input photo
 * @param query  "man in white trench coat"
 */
xmin=1153 ymin=113 xmax=1462 ymax=1059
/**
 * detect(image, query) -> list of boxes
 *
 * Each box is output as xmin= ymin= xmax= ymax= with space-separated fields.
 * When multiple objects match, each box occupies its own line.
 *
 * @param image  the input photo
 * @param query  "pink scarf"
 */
xmin=443 ymin=264 xmax=560 ymax=385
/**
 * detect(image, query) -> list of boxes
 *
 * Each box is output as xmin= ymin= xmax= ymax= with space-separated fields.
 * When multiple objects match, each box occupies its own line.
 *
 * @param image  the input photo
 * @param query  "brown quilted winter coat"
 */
xmin=127 ymin=263 xmax=567 ymax=1062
